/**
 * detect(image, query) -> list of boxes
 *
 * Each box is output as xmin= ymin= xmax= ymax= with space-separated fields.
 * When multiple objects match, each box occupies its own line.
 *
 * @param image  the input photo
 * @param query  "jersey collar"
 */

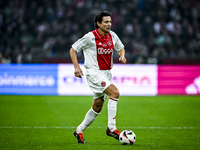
xmin=95 ymin=29 xmax=110 ymax=39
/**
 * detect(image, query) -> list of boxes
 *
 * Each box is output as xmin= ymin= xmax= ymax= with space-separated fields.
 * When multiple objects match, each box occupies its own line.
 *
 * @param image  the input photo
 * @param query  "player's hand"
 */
xmin=74 ymin=66 xmax=84 ymax=78
xmin=119 ymin=56 xmax=127 ymax=64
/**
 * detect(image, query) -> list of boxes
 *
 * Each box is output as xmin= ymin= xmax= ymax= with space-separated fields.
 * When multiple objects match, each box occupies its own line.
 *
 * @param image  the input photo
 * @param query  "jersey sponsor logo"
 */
xmin=98 ymin=47 xmax=113 ymax=54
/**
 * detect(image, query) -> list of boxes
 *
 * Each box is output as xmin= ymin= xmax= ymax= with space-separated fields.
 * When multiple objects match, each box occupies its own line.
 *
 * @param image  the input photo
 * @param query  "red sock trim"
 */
xmin=109 ymin=97 xmax=119 ymax=101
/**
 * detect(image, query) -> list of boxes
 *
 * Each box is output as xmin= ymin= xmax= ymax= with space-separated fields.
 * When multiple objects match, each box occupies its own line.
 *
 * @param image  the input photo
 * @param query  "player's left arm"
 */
xmin=118 ymin=48 xmax=127 ymax=64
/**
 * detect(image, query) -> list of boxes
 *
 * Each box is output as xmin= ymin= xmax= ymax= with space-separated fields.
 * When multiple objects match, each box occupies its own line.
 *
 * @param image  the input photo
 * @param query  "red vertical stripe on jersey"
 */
xmin=92 ymin=29 xmax=114 ymax=70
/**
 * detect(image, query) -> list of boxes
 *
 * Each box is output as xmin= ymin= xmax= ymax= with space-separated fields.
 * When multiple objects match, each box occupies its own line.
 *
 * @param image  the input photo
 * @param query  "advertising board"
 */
xmin=0 ymin=64 xmax=199 ymax=95
xmin=158 ymin=65 xmax=200 ymax=95
xmin=57 ymin=64 xmax=157 ymax=96
xmin=0 ymin=64 xmax=58 ymax=95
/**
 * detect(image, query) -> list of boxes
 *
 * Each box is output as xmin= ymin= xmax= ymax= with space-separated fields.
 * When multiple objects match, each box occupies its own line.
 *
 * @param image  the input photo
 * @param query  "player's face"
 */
xmin=98 ymin=16 xmax=112 ymax=34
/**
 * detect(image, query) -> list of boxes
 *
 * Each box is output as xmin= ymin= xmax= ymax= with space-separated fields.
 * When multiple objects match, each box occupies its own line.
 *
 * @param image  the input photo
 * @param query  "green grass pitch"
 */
xmin=0 ymin=95 xmax=200 ymax=150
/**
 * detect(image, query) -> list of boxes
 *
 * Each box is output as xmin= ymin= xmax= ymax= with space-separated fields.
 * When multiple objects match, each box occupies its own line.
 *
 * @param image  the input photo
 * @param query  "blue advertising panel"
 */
xmin=0 ymin=64 xmax=58 ymax=95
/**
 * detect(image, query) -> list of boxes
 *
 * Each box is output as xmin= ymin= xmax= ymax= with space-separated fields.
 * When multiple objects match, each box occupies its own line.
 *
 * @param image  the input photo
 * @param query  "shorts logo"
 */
xmin=101 ymin=81 xmax=106 ymax=87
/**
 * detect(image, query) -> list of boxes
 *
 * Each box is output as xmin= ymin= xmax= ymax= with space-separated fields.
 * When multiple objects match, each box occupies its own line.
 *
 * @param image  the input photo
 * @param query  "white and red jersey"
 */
xmin=72 ymin=29 xmax=124 ymax=70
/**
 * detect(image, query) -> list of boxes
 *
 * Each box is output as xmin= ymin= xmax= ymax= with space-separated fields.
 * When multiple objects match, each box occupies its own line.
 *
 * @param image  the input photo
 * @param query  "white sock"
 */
xmin=107 ymin=97 xmax=119 ymax=132
xmin=76 ymin=108 xmax=99 ymax=133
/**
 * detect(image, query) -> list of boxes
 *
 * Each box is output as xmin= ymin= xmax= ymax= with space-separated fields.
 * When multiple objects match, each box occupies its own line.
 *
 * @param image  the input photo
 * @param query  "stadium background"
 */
xmin=0 ymin=0 xmax=200 ymax=96
xmin=0 ymin=0 xmax=199 ymax=64
xmin=0 ymin=1 xmax=200 ymax=150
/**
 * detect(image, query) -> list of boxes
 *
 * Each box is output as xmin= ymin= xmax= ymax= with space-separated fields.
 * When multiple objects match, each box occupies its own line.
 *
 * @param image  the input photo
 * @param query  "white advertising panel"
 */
xmin=58 ymin=64 xmax=157 ymax=96
xmin=112 ymin=64 xmax=157 ymax=96
xmin=58 ymin=64 xmax=91 ymax=95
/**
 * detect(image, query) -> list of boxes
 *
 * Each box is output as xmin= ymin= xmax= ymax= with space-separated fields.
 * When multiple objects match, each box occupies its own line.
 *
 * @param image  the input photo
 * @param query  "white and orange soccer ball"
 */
xmin=119 ymin=130 xmax=136 ymax=145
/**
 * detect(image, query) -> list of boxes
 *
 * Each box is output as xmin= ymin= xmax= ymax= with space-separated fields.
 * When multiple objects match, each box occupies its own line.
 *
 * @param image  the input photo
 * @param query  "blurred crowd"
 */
xmin=0 ymin=0 xmax=200 ymax=64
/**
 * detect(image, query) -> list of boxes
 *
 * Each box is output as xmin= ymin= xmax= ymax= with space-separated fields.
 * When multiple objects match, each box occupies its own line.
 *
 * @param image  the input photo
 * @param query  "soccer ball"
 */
xmin=119 ymin=130 xmax=136 ymax=145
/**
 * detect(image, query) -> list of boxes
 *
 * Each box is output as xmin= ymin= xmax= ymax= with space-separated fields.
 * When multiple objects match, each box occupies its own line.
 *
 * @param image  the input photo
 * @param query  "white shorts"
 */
xmin=86 ymin=69 xmax=112 ymax=100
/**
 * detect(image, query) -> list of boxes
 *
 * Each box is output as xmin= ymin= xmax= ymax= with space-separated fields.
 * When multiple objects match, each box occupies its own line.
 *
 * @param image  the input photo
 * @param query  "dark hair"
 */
xmin=95 ymin=11 xmax=111 ymax=29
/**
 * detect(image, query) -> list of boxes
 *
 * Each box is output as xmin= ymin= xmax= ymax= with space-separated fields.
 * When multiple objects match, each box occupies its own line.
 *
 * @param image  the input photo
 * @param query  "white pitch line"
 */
xmin=0 ymin=126 xmax=200 ymax=129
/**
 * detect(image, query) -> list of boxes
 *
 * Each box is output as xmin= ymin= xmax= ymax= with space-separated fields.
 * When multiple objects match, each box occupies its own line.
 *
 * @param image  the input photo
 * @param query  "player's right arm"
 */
xmin=70 ymin=48 xmax=84 ymax=78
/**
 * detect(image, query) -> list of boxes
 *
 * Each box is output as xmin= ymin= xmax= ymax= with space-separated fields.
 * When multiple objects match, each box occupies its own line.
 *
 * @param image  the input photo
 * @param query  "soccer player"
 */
xmin=70 ymin=11 xmax=127 ymax=144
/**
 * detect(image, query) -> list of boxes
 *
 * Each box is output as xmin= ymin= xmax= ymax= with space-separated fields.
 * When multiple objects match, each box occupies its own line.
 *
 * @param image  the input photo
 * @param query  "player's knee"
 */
xmin=92 ymin=99 xmax=104 ymax=113
xmin=92 ymin=105 xmax=103 ymax=113
xmin=104 ymin=84 xmax=120 ymax=99
xmin=112 ymin=89 xmax=120 ymax=99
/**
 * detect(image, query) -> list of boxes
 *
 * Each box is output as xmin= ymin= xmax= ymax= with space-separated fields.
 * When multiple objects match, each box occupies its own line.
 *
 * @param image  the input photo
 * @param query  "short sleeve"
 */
xmin=72 ymin=33 xmax=90 ymax=52
xmin=110 ymin=31 xmax=124 ymax=52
